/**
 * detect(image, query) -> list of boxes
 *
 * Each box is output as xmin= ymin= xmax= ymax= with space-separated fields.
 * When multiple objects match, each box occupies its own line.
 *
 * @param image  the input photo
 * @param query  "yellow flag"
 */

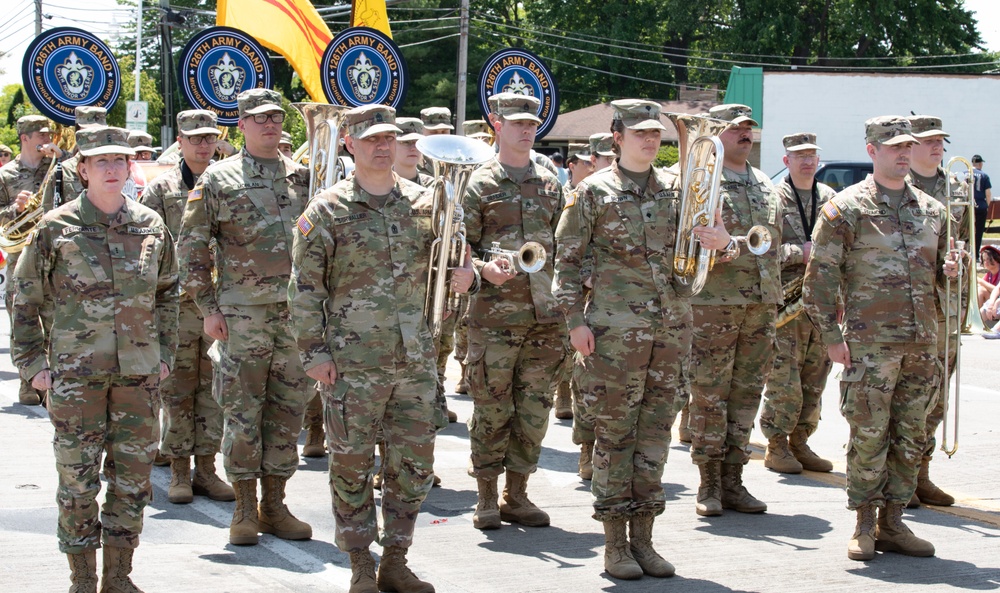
xmin=351 ymin=0 xmax=393 ymax=37
xmin=217 ymin=0 xmax=333 ymax=102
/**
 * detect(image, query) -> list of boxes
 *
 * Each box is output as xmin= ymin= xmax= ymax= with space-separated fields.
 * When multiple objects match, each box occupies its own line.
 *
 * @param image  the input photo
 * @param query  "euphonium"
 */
xmin=664 ymin=113 xmax=733 ymax=297
xmin=483 ymin=241 xmax=547 ymax=274
xmin=417 ymin=134 xmax=495 ymax=338
xmin=291 ymin=102 xmax=352 ymax=199
xmin=0 ymin=155 xmax=58 ymax=254
xmin=775 ymin=277 xmax=804 ymax=329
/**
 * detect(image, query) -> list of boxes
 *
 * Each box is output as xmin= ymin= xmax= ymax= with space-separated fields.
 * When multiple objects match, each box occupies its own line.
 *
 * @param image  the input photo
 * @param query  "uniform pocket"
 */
xmin=839 ymin=361 xmax=867 ymax=419
xmin=464 ymin=339 xmax=487 ymax=401
xmin=212 ymin=345 xmax=241 ymax=410
xmin=319 ymin=379 xmax=349 ymax=450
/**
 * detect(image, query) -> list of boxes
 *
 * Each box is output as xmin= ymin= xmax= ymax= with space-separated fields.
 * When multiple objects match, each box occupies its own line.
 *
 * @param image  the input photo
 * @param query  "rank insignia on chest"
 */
xmin=188 ymin=186 xmax=203 ymax=202
xmin=822 ymin=201 xmax=842 ymax=222
xmin=297 ymin=213 xmax=315 ymax=236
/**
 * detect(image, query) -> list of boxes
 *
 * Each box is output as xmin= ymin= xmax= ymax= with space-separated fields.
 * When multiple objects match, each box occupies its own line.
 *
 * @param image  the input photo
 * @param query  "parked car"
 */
xmin=770 ymin=161 xmax=873 ymax=192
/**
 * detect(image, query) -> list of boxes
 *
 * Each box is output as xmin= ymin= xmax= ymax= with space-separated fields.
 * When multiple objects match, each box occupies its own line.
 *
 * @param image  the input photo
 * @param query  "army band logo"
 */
xmin=321 ymin=27 xmax=408 ymax=108
xmin=21 ymin=27 xmax=121 ymax=125
xmin=178 ymin=27 xmax=272 ymax=125
xmin=477 ymin=47 xmax=559 ymax=139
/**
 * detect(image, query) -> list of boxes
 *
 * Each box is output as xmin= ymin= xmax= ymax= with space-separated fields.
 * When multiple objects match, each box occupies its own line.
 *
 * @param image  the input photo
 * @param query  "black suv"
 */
xmin=770 ymin=161 xmax=873 ymax=193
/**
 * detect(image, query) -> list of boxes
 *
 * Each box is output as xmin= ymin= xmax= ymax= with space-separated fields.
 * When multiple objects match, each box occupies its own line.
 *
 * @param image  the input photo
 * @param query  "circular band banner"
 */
xmin=178 ymin=26 xmax=273 ymax=125
xmin=477 ymin=47 xmax=559 ymax=139
xmin=321 ymin=27 xmax=408 ymax=108
xmin=21 ymin=27 xmax=122 ymax=125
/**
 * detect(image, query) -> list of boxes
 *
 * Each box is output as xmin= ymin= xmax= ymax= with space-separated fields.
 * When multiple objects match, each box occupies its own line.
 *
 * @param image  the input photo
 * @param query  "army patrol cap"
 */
xmin=567 ymin=142 xmax=590 ymax=160
xmin=611 ymin=99 xmax=667 ymax=132
xmin=279 ymin=131 xmax=293 ymax=147
xmin=782 ymin=132 xmax=822 ymax=152
xmin=909 ymin=115 xmax=950 ymax=139
xmin=345 ymin=104 xmax=402 ymax=139
xmin=463 ymin=119 xmax=492 ymax=139
xmin=865 ymin=116 xmax=920 ymax=146
xmin=75 ymin=106 xmax=107 ymax=128
xmin=589 ymin=132 xmax=615 ymax=157
xmin=76 ymin=126 xmax=136 ymax=157
xmin=488 ymin=92 xmax=542 ymax=124
xmin=238 ymin=88 xmax=284 ymax=117
xmin=420 ymin=107 xmax=454 ymax=131
xmin=16 ymin=115 xmax=52 ymax=137
xmin=396 ymin=117 xmax=425 ymax=142
xmin=709 ymin=104 xmax=759 ymax=127
xmin=127 ymin=130 xmax=154 ymax=149
xmin=177 ymin=109 xmax=221 ymax=136
xmin=0 ymin=144 xmax=11 ymax=156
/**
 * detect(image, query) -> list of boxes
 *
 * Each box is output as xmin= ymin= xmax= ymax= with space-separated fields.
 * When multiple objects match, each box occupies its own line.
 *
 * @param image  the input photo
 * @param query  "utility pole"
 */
xmin=134 ymin=0 xmax=143 ymax=101
xmin=34 ymin=0 xmax=42 ymax=35
xmin=159 ymin=0 xmax=174 ymax=142
xmin=454 ymin=0 xmax=469 ymax=134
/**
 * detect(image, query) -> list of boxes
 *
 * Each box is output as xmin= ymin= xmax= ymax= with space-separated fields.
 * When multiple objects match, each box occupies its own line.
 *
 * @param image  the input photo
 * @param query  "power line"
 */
xmin=0 ymin=3 xmax=34 ymax=33
xmin=397 ymin=32 xmax=460 ymax=49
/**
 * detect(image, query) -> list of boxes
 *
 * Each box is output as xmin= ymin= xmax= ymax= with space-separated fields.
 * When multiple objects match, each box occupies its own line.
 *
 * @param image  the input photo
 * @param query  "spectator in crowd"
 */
xmin=978 ymin=245 xmax=1000 ymax=320
xmin=971 ymin=155 xmax=992 ymax=255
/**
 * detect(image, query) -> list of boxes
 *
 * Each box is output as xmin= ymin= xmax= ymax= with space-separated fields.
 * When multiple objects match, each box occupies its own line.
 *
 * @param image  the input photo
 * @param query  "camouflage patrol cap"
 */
xmin=611 ymin=99 xmax=667 ymax=131
xmin=0 ymin=144 xmax=11 ymax=155
xmin=865 ymin=116 xmax=919 ymax=146
xmin=237 ymin=88 xmax=284 ymax=117
xmin=909 ymin=115 xmax=949 ymax=139
xmin=127 ymin=130 xmax=153 ymax=149
xmin=782 ymin=132 xmax=822 ymax=152
xmin=589 ymin=132 xmax=615 ymax=157
xmin=708 ymin=104 xmax=759 ymax=127
xmin=463 ymin=119 xmax=492 ymax=139
xmin=16 ymin=115 xmax=52 ymax=137
xmin=420 ymin=107 xmax=454 ymax=131
xmin=345 ymin=104 xmax=402 ymax=139
xmin=488 ymin=92 xmax=542 ymax=124
xmin=75 ymin=106 xmax=107 ymax=128
xmin=176 ymin=109 xmax=221 ymax=136
xmin=567 ymin=142 xmax=590 ymax=160
xmin=396 ymin=117 xmax=425 ymax=142
xmin=279 ymin=131 xmax=293 ymax=147
xmin=76 ymin=126 xmax=136 ymax=157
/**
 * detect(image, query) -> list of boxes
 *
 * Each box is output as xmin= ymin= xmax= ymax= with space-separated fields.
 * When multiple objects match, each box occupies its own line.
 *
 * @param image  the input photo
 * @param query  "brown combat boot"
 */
xmin=347 ymin=549 xmax=378 ymax=593
xmin=192 ymin=455 xmax=235 ymax=501
xmin=302 ymin=424 xmax=326 ymax=458
xmin=373 ymin=441 xmax=387 ymax=491
xmin=764 ymin=435 xmax=803 ymax=474
xmin=578 ymin=441 xmax=594 ymax=481
xmin=67 ymin=549 xmax=98 ymax=593
xmin=455 ymin=363 xmax=469 ymax=395
xmin=789 ymin=428 xmax=834 ymax=472
xmin=628 ymin=513 xmax=675 ymax=578
xmin=914 ymin=456 xmax=955 ymax=506
xmin=230 ymin=479 xmax=259 ymax=546
xmin=17 ymin=381 xmax=42 ymax=406
xmin=152 ymin=451 xmax=170 ymax=467
xmin=720 ymin=463 xmax=767 ymax=513
xmin=602 ymin=519 xmax=642 ymax=580
xmin=99 ymin=547 xmax=143 ymax=593
xmin=677 ymin=402 xmax=692 ymax=444
xmin=695 ymin=461 xmax=722 ymax=516
xmin=875 ymin=502 xmax=935 ymax=557
xmin=473 ymin=476 xmax=501 ymax=530
xmin=499 ymin=471 xmax=550 ymax=527
xmin=554 ymin=382 xmax=573 ymax=420
xmin=167 ymin=457 xmax=193 ymax=504
xmin=847 ymin=504 xmax=877 ymax=560
xmin=259 ymin=475 xmax=312 ymax=540
xmin=376 ymin=546 xmax=434 ymax=593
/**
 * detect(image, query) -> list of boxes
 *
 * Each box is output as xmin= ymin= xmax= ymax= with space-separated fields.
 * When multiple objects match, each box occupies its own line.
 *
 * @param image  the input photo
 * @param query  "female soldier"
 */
xmin=12 ymin=126 xmax=178 ymax=593
xmin=553 ymin=100 xmax=729 ymax=580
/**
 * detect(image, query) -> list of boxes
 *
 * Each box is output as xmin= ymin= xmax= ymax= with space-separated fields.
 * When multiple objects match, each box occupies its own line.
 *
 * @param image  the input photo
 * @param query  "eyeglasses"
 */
xmin=185 ymin=135 xmax=219 ymax=145
xmin=246 ymin=112 xmax=285 ymax=124
xmin=789 ymin=154 xmax=819 ymax=161
xmin=0 ymin=152 xmax=10 ymax=157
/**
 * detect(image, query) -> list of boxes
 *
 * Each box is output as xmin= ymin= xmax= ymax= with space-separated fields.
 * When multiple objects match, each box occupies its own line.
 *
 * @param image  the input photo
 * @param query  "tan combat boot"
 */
xmin=677 ymin=402 xmax=692 ymax=444
xmin=100 ymin=546 xmax=143 ymax=593
xmin=499 ymin=471 xmax=550 ymax=527
xmin=67 ymin=549 xmax=98 ymax=593
xmin=259 ymin=475 xmax=312 ymax=540
xmin=847 ymin=504 xmax=877 ymax=561
xmin=167 ymin=457 xmax=193 ymax=504
xmin=578 ymin=441 xmax=594 ymax=481
xmin=473 ymin=476 xmax=501 ymax=530
xmin=720 ymin=463 xmax=767 ymax=513
xmin=554 ymin=382 xmax=573 ymax=420
xmin=376 ymin=545 xmax=434 ymax=593
xmin=695 ymin=461 xmax=722 ymax=516
xmin=152 ymin=450 xmax=170 ymax=467
xmin=874 ymin=502 xmax=935 ymax=557
xmin=373 ymin=441 xmax=387 ymax=491
xmin=347 ymin=549 xmax=378 ymax=593
xmin=602 ymin=519 xmax=642 ymax=580
xmin=628 ymin=513 xmax=675 ymax=578
xmin=230 ymin=479 xmax=259 ymax=546
xmin=455 ymin=363 xmax=469 ymax=394
xmin=789 ymin=428 xmax=834 ymax=472
xmin=17 ymin=381 xmax=41 ymax=406
xmin=302 ymin=394 xmax=326 ymax=457
xmin=192 ymin=455 xmax=235 ymax=501
xmin=764 ymin=435 xmax=803 ymax=474
xmin=914 ymin=456 xmax=955 ymax=506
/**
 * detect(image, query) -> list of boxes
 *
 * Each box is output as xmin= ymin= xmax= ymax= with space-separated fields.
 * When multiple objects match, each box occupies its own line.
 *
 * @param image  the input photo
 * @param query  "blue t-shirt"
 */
xmin=973 ymin=169 xmax=992 ymax=210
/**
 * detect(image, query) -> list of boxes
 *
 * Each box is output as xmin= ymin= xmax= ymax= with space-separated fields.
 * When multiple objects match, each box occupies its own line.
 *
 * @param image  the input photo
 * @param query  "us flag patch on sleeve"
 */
xmin=188 ymin=186 xmax=203 ymax=202
xmin=822 ymin=201 xmax=841 ymax=222
xmin=297 ymin=213 xmax=315 ymax=236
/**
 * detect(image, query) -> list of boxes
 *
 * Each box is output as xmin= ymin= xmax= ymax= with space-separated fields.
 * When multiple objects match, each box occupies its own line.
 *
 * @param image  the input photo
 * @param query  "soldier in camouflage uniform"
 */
xmin=803 ymin=115 xmax=959 ymax=561
xmin=0 ymin=115 xmax=66 ymax=405
xmin=178 ymin=89 xmax=312 ymax=547
xmin=289 ymin=104 xmax=476 ymax=593
xmin=140 ymin=110 xmax=233 ymax=505
xmin=463 ymin=92 xmax=564 ymax=532
xmin=760 ymin=133 xmax=836 ymax=475
xmin=904 ymin=115 xmax=967 ymax=508
xmin=12 ymin=126 xmax=179 ymax=593
xmin=589 ymin=133 xmax=616 ymax=174
xmin=554 ymin=99 xmax=731 ymax=580
xmin=463 ymin=119 xmax=492 ymax=143
xmin=278 ymin=131 xmax=294 ymax=159
xmin=689 ymin=104 xmax=782 ymax=517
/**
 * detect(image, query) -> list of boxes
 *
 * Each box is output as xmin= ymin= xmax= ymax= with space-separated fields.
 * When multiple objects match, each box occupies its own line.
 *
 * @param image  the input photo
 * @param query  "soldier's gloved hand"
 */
xmin=160 ymin=362 xmax=170 ymax=380
xmin=31 ymin=369 xmax=52 ymax=391
xmin=570 ymin=324 xmax=595 ymax=357
xmin=482 ymin=260 xmax=516 ymax=286
xmin=307 ymin=361 xmax=338 ymax=386
xmin=204 ymin=312 xmax=229 ymax=341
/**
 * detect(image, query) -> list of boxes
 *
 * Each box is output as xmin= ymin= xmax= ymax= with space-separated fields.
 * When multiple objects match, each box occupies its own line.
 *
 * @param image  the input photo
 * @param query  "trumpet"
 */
xmin=483 ymin=241 xmax=547 ymax=274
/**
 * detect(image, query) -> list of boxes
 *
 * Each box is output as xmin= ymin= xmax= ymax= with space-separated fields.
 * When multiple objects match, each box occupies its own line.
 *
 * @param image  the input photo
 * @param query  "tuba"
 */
xmin=417 ymin=134 xmax=495 ymax=338
xmin=482 ymin=241 xmax=547 ymax=274
xmin=664 ymin=113 xmax=733 ymax=297
xmin=291 ymin=102 xmax=352 ymax=199
xmin=0 ymin=153 xmax=59 ymax=254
